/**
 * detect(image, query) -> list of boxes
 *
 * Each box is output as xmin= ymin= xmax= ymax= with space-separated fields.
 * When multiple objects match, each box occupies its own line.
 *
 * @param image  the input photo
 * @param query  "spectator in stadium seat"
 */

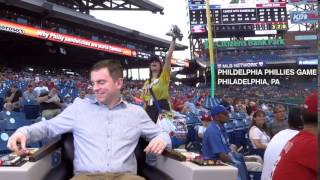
xmin=247 ymin=101 xmax=258 ymax=118
xmin=249 ymin=110 xmax=271 ymax=150
xmin=34 ymin=80 xmax=49 ymax=96
xmin=303 ymin=91 xmax=317 ymax=114
xmin=141 ymin=34 xmax=177 ymax=122
xmin=232 ymin=98 xmax=242 ymax=113
xmin=269 ymin=105 xmax=288 ymax=136
xmin=4 ymin=84 xmax=22 ymax=112
xmin=37 ymin=86 xmax=64 ymax=120
xmin=182 ymin=94 xmax=198 ymax=115
xmin=202 ymin=105 xmax=234 ymax=161
xmin=171 ymin=95 xmax=185 ymax=112
xmin=63 ymin=94 xmax=73 ymax=108
xmin=78 ymin=90 xmax=86 ymax=99
xmin=84 ymin=85 xmax=95 ymax=101
xmin=202 ymin=105 xmax=263 ymax=180
xmin=237 ymin=99 xmax=248 ymax=115
xmin=195 ymin=97 xmax=206 ymax=112
xmin=243 ymin=99 xmax=251 ymax=114
xmin=271 ymin=94 xmax=318 ymax=180
xmin=220 ymin=96 xmax=232 ymax=112
xmin=197 ymin=113 xmax=211 ymax=139
xmin=261 ymin=107 xmax=304 ymax=180
xmin=47 ymin=81 xmax=55 ymax=90
xmin=22 ymin=84 xmax=38 ymax=102
xmin=7 ymin=60 xmax=171 ymax=180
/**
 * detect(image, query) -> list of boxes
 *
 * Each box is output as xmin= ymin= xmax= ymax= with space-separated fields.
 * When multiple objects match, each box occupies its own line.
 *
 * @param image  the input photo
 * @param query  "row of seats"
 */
xmin=0 ymin=79 xmax=81 ymax=101
xmin=0 ymin=111 xmax=43 ymax=154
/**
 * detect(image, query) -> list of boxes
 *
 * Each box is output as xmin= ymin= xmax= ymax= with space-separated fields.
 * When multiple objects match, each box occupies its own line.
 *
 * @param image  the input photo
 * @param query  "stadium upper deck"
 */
xmin=0 ymin=0 xmax=187 ymax=68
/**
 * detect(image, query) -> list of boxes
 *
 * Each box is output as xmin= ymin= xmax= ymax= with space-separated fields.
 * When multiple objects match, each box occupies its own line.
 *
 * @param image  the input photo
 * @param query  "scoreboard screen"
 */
xmin=188 ymin=0 xmax=288 ymax=36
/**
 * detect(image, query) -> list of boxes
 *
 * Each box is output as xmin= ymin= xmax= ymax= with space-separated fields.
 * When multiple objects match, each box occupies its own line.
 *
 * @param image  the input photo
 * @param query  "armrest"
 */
xmin=162 ymin=149 xmax=186 ymax=161
xmin=29 ymin=138 xmax=62 ymax=162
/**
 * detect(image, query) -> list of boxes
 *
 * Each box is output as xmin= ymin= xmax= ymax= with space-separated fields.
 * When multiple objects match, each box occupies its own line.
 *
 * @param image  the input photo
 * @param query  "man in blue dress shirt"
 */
xmin=7 ymin=60 xmax=171 ymax=180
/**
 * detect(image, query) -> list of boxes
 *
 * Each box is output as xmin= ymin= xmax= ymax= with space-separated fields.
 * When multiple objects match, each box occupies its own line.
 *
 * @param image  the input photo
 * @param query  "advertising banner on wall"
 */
xmin=0 ymin=19 xmax=136 ymax=57
xmin=171 ymin=58 xmax=190 ymax=67
xmin=289 ymin=11 xmax=319 ymax=24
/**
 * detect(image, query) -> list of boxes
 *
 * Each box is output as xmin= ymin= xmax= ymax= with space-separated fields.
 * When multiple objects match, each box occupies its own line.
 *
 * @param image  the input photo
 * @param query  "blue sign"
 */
xmin=217 ymin=61 xmax=265 ymax=69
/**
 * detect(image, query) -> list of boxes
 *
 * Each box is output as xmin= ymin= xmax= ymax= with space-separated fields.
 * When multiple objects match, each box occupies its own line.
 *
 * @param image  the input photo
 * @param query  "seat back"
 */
xmin=59 ymin=133 xmax=150 ymax=178
xmin=60 ymin=133 xmax=74 ymax=165
xmin=0 ymin=131 xmax=14 ymax=154
xmin=23 ymin=104 xmax=41 ymax=119
xmin=0 ymin=97 xmax=4 ymax=111
xmin=246 ymin=139 xmax=265 ymax=159
xmin=2 ymin=111 xmax=26 ymax=120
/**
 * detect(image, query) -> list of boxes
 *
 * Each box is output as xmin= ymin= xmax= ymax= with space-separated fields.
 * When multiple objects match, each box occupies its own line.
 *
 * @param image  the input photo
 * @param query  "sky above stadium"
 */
xmin=91 ymin=0 xmax=190 ymax=60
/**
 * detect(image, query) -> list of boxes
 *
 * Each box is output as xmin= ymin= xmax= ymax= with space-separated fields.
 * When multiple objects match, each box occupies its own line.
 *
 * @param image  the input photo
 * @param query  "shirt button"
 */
xmin=107 ymin=163 xmax=109 ymax=166
xmin=107 ymin=149 xmax=110 ymax=152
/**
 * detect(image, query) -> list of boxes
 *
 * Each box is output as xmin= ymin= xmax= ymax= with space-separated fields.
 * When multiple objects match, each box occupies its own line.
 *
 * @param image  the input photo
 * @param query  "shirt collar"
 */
xmin=90 ymin=97 xmax=127 ymax=109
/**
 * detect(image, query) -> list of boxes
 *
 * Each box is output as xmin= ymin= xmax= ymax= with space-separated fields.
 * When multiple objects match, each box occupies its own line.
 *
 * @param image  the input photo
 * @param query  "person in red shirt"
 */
xmin=172 ymin=96 xmax=185 ymax=112
xmin=272 ymin=93 xmax=318 ymax=180
xmin=304 ymin=91 xmax=317 ymax=113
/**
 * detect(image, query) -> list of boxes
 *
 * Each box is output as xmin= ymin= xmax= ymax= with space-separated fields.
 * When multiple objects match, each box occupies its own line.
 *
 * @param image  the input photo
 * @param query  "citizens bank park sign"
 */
xmin=0 ymin=19 xmax=136 ymax=57
xmin=205 ymin=38 xmax=285 ymax=49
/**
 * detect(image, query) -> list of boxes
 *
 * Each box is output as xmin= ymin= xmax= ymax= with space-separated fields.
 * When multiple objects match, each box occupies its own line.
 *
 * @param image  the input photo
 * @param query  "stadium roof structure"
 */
xmin=0 ymin=0 xmax=188 ymax=70
xmin=0 ymin=0 xmax=186 ymax=51
xmin=46 ymin=0 xmax=164 ymax=15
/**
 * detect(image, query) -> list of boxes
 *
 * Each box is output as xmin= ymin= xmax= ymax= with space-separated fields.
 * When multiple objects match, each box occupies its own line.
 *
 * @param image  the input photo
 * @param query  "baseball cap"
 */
xmin=211 ymin=105 xmax=228 ymax=117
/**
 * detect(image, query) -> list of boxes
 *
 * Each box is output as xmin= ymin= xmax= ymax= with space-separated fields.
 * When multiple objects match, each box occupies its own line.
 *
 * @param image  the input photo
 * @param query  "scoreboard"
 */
xmin=188 ymin=0 xmax=286 ymax=5
xmin=188 ymin=0 xmax=288 ymax=36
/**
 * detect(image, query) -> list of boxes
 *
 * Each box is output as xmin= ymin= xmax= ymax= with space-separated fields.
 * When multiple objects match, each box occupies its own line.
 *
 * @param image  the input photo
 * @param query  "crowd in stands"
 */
xmin=214 ymin=83 xmax=315 ymax=100
xmin=0 ymin=64 xmax=317 ymax=180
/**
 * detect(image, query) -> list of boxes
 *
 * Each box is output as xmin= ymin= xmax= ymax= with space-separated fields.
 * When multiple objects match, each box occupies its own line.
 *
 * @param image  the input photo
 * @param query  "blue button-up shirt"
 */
xmin=202 ymin=121 xmax=231 ymax=160
xmin=17 ymin=98 xmax=171 ymax=174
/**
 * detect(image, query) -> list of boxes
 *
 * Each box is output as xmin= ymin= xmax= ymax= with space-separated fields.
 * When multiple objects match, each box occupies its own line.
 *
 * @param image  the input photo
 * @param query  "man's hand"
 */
xmin=11 ymin=88 xmax=17 ymax=94
xmin=7 ymin=132 xmax=28 ymax=155
xmin=144 ymin=138 xmax=166 ymax=155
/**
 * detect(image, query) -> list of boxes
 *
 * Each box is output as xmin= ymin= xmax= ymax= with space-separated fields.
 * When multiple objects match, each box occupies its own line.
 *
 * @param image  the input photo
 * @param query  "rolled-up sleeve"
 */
xmin=16 ymin=99 xmax=79 ymax=143
xmin=138 ymin=108 xmax=172 ymax=148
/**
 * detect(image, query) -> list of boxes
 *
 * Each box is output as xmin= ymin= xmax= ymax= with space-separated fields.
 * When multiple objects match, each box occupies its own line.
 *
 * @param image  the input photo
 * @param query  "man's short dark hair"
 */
xmin=91 ymin=60 xmax=123 ymax=81
xmin=288 ymin=107 xmax=304 ymax=130
xmin=302 ymin=109 xmax=317 ymax=125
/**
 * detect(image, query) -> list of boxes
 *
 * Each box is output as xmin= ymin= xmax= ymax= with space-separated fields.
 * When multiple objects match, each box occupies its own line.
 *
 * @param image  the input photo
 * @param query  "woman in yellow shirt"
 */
xmin=141 ymin=32 xmax=178 ymax=122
